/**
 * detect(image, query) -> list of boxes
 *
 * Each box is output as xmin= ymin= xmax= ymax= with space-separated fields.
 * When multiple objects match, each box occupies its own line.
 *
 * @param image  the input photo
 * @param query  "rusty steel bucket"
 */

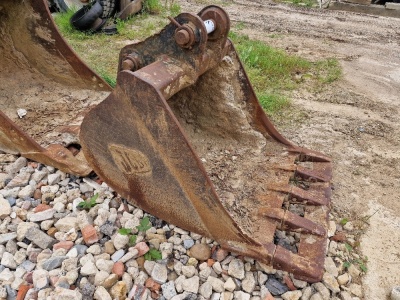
xmin=0 ymin=0 xmax=111 ymax=175
xmin=80 ymin=6 xmax=333 ymax=282
xmin=0 ymin=0 xmax=332 ymax=282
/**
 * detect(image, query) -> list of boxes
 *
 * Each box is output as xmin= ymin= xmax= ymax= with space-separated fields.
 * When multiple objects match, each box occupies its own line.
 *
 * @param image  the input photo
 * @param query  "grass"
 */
xmin=53 ymin=2 xmax=341 ymax=116
xmin=288 ymin=0 xmax=319 ymax=7
xmin=229 ymin=31 xmax=341 ymax=114
xmin=272 ymin=0 xmax=319 ymax=7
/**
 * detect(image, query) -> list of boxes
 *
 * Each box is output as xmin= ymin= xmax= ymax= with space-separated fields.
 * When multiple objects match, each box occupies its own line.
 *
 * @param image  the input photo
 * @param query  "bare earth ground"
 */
xmin=178 ymin=0 xmax=400 ymax=298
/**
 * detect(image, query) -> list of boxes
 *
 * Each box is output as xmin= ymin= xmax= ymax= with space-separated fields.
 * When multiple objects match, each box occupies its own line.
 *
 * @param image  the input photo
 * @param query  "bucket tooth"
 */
xmin=273 ymin=244 xmax=322 ymax=283
xmin=270 ymin=183 xmax=331 ymax=206
xmin=292 ymin=148 xmax=332 ymax=162
xmin=260 ymin=208 xmax=326 ymax=236
xmin=272 ymin=204 xmax=329 ymax=282
xmin=76 ymin=5 xmax=332 ymax=282
xmin=276 ymin=161 xmax=332 ymax=182
xmin=296 ymin=162 xmax=332 ymax=182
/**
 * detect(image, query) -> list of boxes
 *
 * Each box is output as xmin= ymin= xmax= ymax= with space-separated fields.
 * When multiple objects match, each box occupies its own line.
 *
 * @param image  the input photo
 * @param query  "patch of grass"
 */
xmin=96 ymin=68 xmax=117 ymax=87
xmin=229 ymin=31 xmax=341 ymax=115
xmin=278 ymin=0 xmax=319 ymax=7
xmin=230 ymin=32 xmax=311 ymax=87
xmin=166 ymin=0 xmax=181 ymax=16
xmin=269 ymin=33 xmax=284 ymax=39
xmin=229 ymin=31 xmax=310 ymax=113
xmin=288 ymin=0 xmax=318 ymax=7
xmin=345 ymin=243 xmax=353 ymax=252
xmin=234 ymin=21 xmax=246 ymax=31
xmin=143 ymin=0 xmax=163 ymax=14
xmin=315 ymin=58 xmax=342 ymax=84
xmin=259 ymin=92 xmax=291 ymax=114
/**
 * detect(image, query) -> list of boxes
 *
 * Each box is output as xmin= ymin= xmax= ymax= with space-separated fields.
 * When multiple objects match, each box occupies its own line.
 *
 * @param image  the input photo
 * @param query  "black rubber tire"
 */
xmin=70 ymin=1 xmax=103 ymax=31
xmin=47 ymin=0 xmax=58 ymax=12
xmin=55 ymin=0 xmax=85 ymax=12
xmin=99 ymin=0 xmax=116 ymax=18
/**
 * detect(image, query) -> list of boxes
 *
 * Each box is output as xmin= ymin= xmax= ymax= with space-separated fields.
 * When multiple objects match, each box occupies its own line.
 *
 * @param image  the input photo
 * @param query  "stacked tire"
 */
xmin=68 ymin=0 xmax=116 ymax=33
xmin=52 ymin=0 xmax=142 ymax=33
xmin=70 ymin=1 xmax=105 ymax=32
xmin=99 ymin=0 xmax=116 ymax=18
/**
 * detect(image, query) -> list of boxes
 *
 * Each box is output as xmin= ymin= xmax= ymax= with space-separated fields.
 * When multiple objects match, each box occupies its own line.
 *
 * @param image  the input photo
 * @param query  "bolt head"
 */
xmin=122 ymin=59 xmax=135 ymax=71
xmin=175 ymin=29 xmax=190 ymax=46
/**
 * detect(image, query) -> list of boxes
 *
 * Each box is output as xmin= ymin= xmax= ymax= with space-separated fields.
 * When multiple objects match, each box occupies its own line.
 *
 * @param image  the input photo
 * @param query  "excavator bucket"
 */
xmin=0 ymin=0 xmax=111 ymax=175
xmin=0 ymin=0 xmax=332 ymax=282
xmin=80 ymin=7 xmax=333 ymax=282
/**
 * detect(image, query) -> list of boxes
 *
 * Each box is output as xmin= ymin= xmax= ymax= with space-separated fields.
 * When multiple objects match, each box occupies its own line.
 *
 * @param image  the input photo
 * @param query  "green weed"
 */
xmin=345 ymin=243 xmax=353 ymax=252
xmin=144 ymin=248 xmax=162 ymax=261
xmin=118 ymin=228 xmax=138 ymax=246
xmin=343 ymin=256 xmax=368 ymax=273
xmin=269 ymin=33 xmax=284 ymax=39
xmin=136 ymin=216 xmax=152 ymax=232
xmin=77 ymin=193 xmax=99 ymax=210
xmin=165 ymin=0 xmax=181 ymax=16
xmin=118 ymin=217 xmax=152 ymax=246
xmin=118 ymin=228 xmax=132 ymax=235
xmin=118 ymin=216 xmax=162 ymax=259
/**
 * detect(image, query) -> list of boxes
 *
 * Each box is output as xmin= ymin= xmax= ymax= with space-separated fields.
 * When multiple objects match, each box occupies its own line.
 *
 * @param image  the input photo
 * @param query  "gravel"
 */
xmin=0 ymin=154 xmax=367 ymax=300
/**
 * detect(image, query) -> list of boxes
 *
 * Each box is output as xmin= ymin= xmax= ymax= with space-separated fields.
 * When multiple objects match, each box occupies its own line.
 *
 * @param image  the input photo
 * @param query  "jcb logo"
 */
xmin=109 ymin=144 xmax=151 ymax=175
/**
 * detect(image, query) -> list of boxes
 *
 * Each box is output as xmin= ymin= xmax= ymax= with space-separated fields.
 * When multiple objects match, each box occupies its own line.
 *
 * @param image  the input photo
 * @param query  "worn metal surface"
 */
xmin=80 ymin=6 xmax=333 ymax=282
xmin=0 ymin=0 xmax=111 ymax=176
